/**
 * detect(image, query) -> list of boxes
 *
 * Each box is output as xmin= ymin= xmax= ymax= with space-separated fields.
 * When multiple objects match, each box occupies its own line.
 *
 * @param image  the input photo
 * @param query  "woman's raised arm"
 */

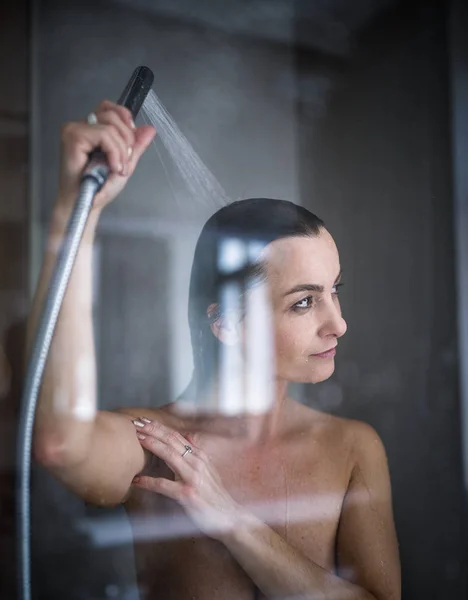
xmin=30 ymin=101 xmax=156 ymax=505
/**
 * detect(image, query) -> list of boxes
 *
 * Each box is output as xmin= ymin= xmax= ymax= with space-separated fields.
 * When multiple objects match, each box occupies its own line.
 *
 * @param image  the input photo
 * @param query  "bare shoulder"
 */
xmin=291 ymin=403 xmax=387 ymax=468
xmin=308 ymin=407 xmax=384 ymax=450
xmin=290 ymin=401 xmax=353 ymax=443
xmin=334 ymin=419 xmax=391 ymax=484
xmin=344 ymin=419 xmax=387 ymax=461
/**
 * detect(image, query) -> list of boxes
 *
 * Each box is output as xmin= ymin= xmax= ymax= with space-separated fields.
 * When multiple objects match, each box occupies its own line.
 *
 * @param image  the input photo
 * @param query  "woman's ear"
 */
xmin=207 ymin=303 xmax=240 ymax=346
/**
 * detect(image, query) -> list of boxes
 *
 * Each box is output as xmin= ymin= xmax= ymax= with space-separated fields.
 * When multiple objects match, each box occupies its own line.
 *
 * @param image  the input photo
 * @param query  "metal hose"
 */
xmin=16 ymin=177 xmax=99 ymax=600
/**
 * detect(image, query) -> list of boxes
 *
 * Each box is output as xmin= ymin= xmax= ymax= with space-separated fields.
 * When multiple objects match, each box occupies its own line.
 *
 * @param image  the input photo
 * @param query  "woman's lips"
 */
xmin=311 ymin=346 xmax=337 ymax=358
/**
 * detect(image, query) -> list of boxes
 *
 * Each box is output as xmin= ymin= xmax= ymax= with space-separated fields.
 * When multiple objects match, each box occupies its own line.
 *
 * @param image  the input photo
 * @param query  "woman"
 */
xmin=32 ymin=100 xmax=401 ymax=599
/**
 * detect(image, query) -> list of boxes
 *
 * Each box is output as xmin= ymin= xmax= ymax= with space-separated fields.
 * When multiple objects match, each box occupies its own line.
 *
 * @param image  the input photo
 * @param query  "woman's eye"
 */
xmin=292 ymin=296 xmax=314 ymax=311
xmin=333 ymin=282 xmax=344 ymax=294
xmin=292 ymin=284 xmax=344 ymax=312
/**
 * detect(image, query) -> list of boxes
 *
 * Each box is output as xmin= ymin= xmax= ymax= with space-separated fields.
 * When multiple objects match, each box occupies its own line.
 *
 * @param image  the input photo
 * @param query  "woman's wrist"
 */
xmin=52 ymin=194 xmax=102 ymax=234
xmin=43 ymin=198 xmax=101 ymax=260
xmin=216 ymin=506 xmax=262 ymax=546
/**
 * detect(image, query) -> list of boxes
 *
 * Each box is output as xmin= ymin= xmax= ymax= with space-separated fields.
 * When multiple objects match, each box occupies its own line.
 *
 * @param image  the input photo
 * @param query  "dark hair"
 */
xmin=187 ymin=198 xmax=325 ymax=396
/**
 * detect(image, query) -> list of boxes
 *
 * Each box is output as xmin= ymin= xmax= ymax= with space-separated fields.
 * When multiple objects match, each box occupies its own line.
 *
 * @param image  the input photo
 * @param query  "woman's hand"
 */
xmin=131 ymin=417 xmax=244 ymax=541
xmin=58 ymin=100 xmax=156 ymax=211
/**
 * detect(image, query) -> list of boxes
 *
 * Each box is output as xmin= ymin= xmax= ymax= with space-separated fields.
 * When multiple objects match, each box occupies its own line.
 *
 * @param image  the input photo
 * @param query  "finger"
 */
xmin=62 ymin=122 xmax=123 ymax=176
xmin=94 ymin=108 xmax=135 ymax=156
xmin=92 ymin=125 xmax=127 ymax=175
xmin=134 ymin=417 xmax=189 ymax=452
xmin=96 ymin=124 xmax=130 ymax=175
xmin=95 ymin=99 xmax=135 ymax=129
xmin=185 ymin=433 xmax=198 ymax=448
xmin=132 ymin=476 xmax=184 ymax=502
xmin=136 ymin=434 xmax=193 ymax=480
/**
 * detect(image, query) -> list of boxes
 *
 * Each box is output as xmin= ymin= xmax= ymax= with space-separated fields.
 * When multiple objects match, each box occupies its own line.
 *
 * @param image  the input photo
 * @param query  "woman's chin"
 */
xmin=278 ymin=356 xmax=337 ymax=385
xmin=302 ymin=361 xmax=336 ymax=384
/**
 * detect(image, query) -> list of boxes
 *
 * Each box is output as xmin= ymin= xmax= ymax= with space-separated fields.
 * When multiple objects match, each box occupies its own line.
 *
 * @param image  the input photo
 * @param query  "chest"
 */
xmin=129 ymin=436 xmax=349 ymax=571
xmin=218 ymin=443 xmax=348 ymax=565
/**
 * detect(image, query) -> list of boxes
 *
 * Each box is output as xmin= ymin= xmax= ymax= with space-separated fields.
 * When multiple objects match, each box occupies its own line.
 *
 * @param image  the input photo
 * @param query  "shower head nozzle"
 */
xmin=117 ymin=65 xmax=154 ymax=120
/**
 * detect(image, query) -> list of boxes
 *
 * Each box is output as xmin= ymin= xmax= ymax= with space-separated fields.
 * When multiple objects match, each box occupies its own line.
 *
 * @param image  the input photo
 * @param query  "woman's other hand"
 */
xmin=131 ymin=417 xmax=244 ymax=541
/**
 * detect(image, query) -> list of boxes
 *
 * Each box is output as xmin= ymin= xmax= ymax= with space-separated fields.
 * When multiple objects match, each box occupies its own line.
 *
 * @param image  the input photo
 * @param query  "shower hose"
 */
xmin=16 ymin=65 xmax=154 ymax=600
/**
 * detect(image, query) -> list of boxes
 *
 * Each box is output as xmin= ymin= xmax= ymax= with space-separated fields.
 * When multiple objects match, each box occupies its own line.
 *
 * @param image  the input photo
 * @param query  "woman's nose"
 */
xmin=320 ymin=298 xmax=347 ymax=339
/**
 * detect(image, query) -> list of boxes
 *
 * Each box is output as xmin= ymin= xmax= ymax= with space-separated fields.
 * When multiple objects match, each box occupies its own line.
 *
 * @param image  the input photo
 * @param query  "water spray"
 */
xmin=16 ymin=66 xmax=154 ymax=600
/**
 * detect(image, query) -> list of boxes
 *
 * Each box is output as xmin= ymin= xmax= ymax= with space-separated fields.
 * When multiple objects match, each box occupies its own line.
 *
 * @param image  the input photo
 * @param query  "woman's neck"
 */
xmin=174 ymin=376 xmax=291 ymax=444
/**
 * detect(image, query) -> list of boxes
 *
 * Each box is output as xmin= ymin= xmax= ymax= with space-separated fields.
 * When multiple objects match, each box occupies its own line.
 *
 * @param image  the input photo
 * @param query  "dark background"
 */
xmin=1 ymin=0 xmax=467 ymax=598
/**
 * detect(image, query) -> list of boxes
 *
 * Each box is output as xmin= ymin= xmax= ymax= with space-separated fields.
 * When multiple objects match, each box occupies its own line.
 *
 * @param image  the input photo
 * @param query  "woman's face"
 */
xmin=263 ymin=229 xmax=347 ymax=384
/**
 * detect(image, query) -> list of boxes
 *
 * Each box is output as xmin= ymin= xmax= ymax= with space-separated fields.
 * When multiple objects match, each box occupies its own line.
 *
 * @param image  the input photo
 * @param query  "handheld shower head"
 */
xmin=82 ymin=65 xmax=154 ymax=190
xmin=117 ymin=65 xmax=154 ymax=120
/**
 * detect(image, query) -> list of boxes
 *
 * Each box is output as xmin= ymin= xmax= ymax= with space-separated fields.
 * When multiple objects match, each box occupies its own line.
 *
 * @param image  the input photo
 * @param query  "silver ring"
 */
xmin=87 ymin=111 xmax=98 ymax=125
xmin=181 ymin=445 xmax=193 ymax=458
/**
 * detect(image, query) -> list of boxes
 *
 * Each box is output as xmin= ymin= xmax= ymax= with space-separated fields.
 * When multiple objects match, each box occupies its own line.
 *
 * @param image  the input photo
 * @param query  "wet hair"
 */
xmin=187 ymin=198 xmax=325 ymax=395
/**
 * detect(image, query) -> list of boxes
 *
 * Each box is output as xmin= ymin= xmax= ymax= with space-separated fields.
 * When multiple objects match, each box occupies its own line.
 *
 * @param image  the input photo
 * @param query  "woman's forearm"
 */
xmin=30 ymin=196 xmax=102 ymax=467
xmin=221 ymin=511 xmax=376 ymax=600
